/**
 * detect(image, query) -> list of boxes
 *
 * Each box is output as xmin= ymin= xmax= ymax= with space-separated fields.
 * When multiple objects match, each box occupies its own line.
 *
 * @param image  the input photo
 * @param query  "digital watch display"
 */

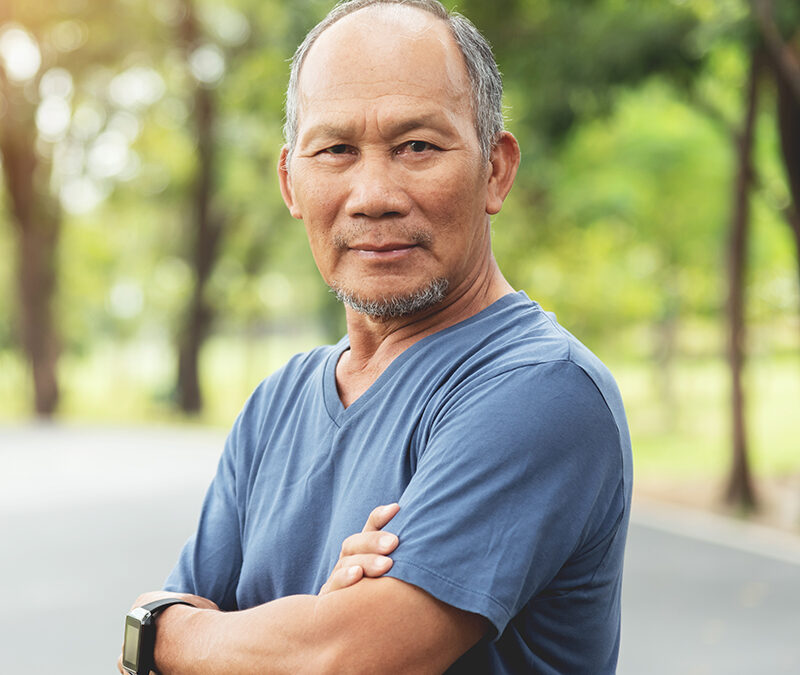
xmin=122 ymin=599 xmax=194 ymax=675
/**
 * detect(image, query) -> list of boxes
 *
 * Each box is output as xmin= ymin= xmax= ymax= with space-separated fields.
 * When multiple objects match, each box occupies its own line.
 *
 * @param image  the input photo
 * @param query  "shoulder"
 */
xmin=420 ymin=297 xmax=632 ymax=487
xmin=429 ymin=294 xmax=626 ymax=432
xmin=431 ymin=359 xmax=624 ymax=470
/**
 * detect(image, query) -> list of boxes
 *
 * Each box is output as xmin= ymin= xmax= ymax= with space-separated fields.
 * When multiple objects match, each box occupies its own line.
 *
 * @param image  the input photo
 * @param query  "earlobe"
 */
xmin=485 ymin=132 xmax=521 ymax=216
xmin=278 ymin=146 xmax=303 ymax=220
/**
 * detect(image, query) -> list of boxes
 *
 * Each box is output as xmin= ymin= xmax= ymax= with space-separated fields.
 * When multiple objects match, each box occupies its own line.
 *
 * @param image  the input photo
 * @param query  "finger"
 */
xmin=319 ymin=565 xmax=363 ymax=595
xmin=362 ymin=503 xmax=400 ymax=532
xmin=340 ymin=530 xmax=398 ymax=558
xmin=337 ymin=553 xmax=394 ymax=577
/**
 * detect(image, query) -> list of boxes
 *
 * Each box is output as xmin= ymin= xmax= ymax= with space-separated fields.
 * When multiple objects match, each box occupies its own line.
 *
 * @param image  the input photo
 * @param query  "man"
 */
xmin=119 ymin=0 xmax=632 ymax=672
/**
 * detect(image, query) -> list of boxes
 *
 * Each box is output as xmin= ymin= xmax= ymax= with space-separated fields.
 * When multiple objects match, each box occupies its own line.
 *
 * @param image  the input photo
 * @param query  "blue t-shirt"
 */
xmin=165 ymin=291 xmax=633 ymax=673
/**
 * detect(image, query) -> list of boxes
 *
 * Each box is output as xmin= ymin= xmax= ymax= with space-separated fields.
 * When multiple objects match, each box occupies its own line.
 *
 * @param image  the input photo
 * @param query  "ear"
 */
xmin=278 ymin=146 xmax=303 ymax=220
xmin=485 ymin=132 xmax=521 ymax=216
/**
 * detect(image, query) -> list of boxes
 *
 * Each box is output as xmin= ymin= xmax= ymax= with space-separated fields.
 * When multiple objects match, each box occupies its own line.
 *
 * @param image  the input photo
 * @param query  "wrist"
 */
xmin=122 ymin=599 xmax=199 ymax=675
xmin=153 ymin=605 xmax=212 ymax=675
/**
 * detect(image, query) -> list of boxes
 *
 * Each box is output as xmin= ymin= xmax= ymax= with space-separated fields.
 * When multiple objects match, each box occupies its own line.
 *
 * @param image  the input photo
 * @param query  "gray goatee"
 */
xmin=330 ymin=277 xmax=449 ymax=319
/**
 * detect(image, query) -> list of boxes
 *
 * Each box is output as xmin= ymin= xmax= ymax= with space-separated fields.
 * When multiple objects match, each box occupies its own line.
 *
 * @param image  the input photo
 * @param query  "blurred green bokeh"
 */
xmin=0 ymin=0 xmax=798 ymax=501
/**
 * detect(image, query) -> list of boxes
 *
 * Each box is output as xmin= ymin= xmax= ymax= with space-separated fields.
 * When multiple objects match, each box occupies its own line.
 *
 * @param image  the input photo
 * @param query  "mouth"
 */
xmin=351 ymin=242 xmax=418 ymax=253
xmin=347 ymin=241 xmax=422 ymax=260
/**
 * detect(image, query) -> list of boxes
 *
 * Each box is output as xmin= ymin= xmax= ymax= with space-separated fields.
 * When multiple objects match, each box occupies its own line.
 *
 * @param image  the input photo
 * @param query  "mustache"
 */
xmin=332 ymin=224 xmax=432 ymax=249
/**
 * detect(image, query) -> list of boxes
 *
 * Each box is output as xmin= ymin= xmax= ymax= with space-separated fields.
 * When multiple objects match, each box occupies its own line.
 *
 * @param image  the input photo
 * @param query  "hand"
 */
xmin=117 ymin=591 xmax=219 ymax=673
xmin=319 ymin=503 xmax=400 ymax=596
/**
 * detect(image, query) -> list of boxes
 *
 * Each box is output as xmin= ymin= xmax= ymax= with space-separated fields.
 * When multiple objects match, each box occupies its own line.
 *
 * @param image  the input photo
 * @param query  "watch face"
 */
xmin=122 ymin=615 xmax=142 ymax=672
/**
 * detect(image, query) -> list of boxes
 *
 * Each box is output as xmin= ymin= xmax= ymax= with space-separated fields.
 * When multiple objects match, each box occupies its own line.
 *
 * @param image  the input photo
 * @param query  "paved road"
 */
xmin=620 ymin=504 xmax=800 ymax=674
xmin=2 ymin=425 xmax=799 ymax=673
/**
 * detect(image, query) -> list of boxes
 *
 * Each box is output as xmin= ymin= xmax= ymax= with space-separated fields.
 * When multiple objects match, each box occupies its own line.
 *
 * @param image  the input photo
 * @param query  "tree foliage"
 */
xmin=0 ymin=0 xmax=797 ymax=513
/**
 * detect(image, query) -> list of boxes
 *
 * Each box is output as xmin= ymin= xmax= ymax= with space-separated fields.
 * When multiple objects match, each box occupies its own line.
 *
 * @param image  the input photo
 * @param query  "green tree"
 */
xmin=0 ymin=0 xmax=161 ymax=415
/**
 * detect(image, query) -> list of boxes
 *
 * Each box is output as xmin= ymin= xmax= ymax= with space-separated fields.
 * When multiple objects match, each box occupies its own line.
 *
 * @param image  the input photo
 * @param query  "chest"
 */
xmin=234 ymin=399 xmax=424 ymax=607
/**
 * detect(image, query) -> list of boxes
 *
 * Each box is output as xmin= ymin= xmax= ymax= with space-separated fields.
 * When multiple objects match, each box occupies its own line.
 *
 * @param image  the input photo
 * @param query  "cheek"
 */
xmin=293 ymin=167 xmax=345 ymax=216
xmin=417 ymin=175 xmax=485 ymax=235
xmin=298 ymin=186 xmax=332 ymax=220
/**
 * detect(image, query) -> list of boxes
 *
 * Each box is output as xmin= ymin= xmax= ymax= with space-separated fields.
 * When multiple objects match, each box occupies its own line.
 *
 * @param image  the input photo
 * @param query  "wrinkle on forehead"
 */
xmin=296 ymin=4 xmax=472 ymax=128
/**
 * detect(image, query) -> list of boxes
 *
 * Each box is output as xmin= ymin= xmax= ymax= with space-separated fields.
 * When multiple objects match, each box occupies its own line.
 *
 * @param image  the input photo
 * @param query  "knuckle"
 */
xmin=341 ymin=533 xmax=359 ymax=554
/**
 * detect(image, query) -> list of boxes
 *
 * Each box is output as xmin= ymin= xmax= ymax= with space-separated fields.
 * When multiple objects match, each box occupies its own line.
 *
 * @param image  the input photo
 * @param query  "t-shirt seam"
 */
xmin=446 ymin=358 xmax=611 ymax=409
xmin=390 ymin=557 xmax=512 ymax=619
xmin=546 ymin=481 xmax=626 ymax=600
xmin=587 ymin=505 xmax=626 ymax=588
xmin=322 ymin=343 xmax=346 ymax=427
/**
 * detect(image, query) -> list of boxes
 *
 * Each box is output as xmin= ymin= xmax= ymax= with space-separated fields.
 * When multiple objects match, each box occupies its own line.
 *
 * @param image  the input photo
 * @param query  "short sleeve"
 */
xmin=163 ymin=420 xmax=245 ymax=610
xmin=383 ymin=360 xmax=625 ymax=636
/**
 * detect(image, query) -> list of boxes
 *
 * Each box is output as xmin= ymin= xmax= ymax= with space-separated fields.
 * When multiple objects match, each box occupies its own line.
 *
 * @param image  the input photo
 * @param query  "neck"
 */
xmin=334 ymin=255 xmax=513 ymax=407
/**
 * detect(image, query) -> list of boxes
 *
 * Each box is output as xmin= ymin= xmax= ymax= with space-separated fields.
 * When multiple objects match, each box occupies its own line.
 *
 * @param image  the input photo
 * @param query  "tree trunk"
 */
xmin=175 ymin=0 xmax=224 ymax=413
xmin=0 ymin=74 xmax=61 ymax=417
xmin=724 ymin=50 xmax=760 ymax=510
xmin=774 ymin=49 xmax=800 ymax=295
xmin=16 ymin=213 xmax=60 ymax=416
xmin=653 ymin=283 xmax=679 ymax=431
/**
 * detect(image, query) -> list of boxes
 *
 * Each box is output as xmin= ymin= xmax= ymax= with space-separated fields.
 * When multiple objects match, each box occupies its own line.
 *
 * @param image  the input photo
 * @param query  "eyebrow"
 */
xmin=383 ymin=113 xmax=453 ymax=137
xmin=300 ymin=122 xmax=355 ymax=144
xmin=300 ymin=112 xmax=456 ymax=147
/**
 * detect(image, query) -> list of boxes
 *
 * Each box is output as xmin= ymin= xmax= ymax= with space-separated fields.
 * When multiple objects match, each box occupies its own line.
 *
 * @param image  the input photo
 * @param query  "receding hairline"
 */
xmin=299 ymin=1 xmax=451 ymax=65
xmin=297 ymin=3 xmax=470 ymax=107
xmin=295 ymin=3 xmax=464 ymax=95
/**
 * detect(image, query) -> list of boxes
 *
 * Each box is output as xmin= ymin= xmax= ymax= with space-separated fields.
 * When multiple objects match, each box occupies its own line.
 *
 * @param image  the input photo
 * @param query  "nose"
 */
xmin=345 ymin=155 xmax=411 ymax=219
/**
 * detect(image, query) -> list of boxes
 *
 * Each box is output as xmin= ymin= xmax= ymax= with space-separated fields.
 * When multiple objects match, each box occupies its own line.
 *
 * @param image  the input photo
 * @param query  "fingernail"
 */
xmin=380 ymin=534 xmax=396 ymax=550
xmin=347 ymin=566 xmax=360 ymax=579
xmin=376 ymin=556 xmax=393 ymax=571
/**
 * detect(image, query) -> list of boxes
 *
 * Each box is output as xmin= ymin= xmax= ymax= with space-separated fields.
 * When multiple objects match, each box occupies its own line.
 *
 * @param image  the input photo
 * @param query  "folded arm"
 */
xmin=154 ymin=576 xmax=486 ymax=674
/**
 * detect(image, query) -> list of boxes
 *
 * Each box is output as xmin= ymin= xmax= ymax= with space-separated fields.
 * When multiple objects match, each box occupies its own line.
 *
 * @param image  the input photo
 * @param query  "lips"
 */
xmin=351 ymin=242 xmax=417 ymax=252
xmin=345 ymin=241 xmax=421 ymax=262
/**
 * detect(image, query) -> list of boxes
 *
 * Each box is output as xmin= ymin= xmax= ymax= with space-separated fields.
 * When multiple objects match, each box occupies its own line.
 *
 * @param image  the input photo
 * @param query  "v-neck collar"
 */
xmin=321 ymin=291 xmax=527 ymax=425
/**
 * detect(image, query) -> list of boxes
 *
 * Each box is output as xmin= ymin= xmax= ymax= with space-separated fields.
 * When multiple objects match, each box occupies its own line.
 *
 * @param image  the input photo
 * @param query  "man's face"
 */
xmin=279 ymin=6 xmax=495 ymax=318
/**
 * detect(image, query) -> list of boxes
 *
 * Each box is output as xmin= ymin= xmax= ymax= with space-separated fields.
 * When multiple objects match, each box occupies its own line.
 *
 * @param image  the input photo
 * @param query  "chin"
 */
xmin=330 ymin=277 xmax=449 ymax=319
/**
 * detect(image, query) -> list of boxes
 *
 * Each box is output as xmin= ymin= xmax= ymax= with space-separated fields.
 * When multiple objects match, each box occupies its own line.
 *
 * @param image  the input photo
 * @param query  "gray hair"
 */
xmin=283 ymin=0 xmax=504 ymax=162
xmin=329 ymin=277 xmax=449 ymax=319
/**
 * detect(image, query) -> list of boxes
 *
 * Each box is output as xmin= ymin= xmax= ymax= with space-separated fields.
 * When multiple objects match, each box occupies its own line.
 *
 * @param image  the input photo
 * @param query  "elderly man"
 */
xmin=119 ymin=1 xmax=632 ymax=673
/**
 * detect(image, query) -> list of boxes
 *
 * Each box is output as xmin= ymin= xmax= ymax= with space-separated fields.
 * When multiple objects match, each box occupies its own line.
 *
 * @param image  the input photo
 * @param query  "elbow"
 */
xmin=310 ymin=644 xmax=347 ymax=675
xmin=306 ymin=634 xmax=377 ymax=675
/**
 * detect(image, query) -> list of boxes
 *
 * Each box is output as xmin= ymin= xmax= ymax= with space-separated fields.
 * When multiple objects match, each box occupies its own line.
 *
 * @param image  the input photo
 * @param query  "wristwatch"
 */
xmin=122 ymin=598 xmax=195 ymax=675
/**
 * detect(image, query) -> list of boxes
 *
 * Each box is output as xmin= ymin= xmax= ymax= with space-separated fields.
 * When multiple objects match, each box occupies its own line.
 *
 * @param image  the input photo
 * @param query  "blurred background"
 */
xmin=0 ymin=0 xmax=799 ymax=671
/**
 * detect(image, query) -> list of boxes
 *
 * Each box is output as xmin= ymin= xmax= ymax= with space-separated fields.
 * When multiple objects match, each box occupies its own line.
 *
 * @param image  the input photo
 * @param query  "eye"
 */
xmin=405 ymin=140 xmax=436 ymax=153
xmin=396 ymin=140 xmax=441 ymax=158
xmin=324 ymin=144 xmax=351 ymax=155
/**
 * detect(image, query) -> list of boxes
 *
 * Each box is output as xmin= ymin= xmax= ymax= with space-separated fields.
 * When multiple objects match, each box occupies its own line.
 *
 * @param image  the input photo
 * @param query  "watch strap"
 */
xmin=140 ymin=598 xmax=196 ymax=617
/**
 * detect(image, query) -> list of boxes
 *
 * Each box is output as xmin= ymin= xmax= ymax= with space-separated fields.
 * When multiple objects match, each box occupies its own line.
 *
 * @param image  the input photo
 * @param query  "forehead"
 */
xmin=296 ymin=6 xmax=472 ymax=129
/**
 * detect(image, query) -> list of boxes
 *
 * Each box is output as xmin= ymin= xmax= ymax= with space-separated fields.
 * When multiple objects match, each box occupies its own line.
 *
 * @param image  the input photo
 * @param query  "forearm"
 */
xmin=156 ymin=594 xmax=327 ymax=675
xmin=154 ymin=578 xmax=484 ymax=675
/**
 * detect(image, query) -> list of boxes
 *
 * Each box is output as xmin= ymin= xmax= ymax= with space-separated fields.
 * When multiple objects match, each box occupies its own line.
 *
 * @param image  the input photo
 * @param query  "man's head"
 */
xmin=278 ymin=1 xmax=519 ymax=320
xmin=284 ymin=0 xmax=505 ymax=164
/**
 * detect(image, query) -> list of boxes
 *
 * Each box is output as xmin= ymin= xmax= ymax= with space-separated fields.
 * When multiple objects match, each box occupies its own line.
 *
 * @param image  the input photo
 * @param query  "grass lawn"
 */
xmin=611 ymin=355 xmax=800 ymax=481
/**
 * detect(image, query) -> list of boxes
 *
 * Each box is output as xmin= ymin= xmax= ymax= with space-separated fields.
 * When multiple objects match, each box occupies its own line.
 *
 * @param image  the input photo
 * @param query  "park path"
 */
xmin=1 ymin=424 xmax=799 ymax=674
